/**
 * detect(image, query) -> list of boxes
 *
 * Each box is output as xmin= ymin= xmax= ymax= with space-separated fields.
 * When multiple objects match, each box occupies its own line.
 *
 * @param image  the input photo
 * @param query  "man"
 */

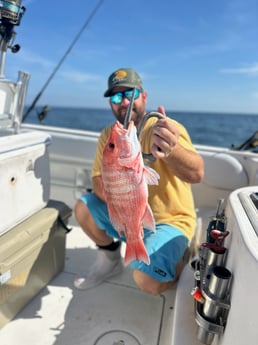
xmin=74 ymin=68 xmax=204 ymax=295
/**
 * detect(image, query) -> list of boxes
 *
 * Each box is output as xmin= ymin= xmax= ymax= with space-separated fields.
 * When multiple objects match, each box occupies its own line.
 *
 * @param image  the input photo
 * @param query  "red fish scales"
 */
xmin=102 ymin=121 xmax=159 ymax=265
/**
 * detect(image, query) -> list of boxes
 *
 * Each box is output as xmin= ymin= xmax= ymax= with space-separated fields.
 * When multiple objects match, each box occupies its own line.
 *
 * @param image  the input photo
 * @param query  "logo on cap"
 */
xmin=112 ymin=70 xmax=127 ymax=84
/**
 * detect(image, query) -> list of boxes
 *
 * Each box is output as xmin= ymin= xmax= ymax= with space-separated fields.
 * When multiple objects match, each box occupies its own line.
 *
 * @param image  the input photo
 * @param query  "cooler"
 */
xmin=0 ymin=200 xmax=72 ymax=329
xmin=0 ymin=131 xmax=51 ymax=235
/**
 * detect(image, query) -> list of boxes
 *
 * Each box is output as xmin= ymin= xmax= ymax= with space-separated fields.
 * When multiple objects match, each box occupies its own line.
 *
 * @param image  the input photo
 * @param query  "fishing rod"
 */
xmin=22 ymin=0 xmax=105 ymax=122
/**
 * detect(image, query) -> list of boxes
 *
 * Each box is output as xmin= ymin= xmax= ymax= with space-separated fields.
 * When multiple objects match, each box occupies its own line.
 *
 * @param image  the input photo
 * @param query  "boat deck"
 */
xmin=0 ymin=221 xmax=199 ymax=345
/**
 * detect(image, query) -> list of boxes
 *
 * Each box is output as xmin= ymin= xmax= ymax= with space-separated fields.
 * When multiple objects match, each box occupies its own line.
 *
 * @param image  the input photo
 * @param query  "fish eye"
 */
xmin=109 ymin=142 xmax=115 ymax=149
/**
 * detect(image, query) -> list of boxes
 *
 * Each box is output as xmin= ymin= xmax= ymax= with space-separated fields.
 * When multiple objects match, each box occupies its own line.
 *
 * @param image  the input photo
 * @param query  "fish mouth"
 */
xmin=115 ymin=120 xmax=134 ymax=137
xmin=113 ymin=120 xmax=137 ymax=159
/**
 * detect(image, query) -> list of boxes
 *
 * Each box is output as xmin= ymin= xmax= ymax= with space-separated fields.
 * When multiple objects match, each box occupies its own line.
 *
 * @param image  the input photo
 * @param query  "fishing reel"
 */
xmin=0 ymin=0 xmax=26 ymax=52
xmin=0 ymin=0 xmax=29 ymax=132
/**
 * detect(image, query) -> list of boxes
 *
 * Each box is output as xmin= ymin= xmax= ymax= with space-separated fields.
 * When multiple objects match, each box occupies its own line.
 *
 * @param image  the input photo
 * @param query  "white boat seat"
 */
xmin=201 ymin=152 xmax=248 ymax=190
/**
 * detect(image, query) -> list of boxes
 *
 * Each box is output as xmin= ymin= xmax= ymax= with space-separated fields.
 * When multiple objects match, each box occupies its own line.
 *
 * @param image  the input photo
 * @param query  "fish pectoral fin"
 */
xmin=143 ymin=165 xmax=160 ymax=185
xmin=142 ymin=204 xmax=156 ymax=232
xmin=124 ymin=238 xmax=150 ymax=266
xmin=108 ymin=207 xmax=125 ymax=237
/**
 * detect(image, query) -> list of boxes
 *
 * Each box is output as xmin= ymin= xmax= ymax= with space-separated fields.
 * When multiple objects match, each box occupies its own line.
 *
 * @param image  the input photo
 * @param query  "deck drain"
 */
xmin=94 ymin=330 xmax=141 ymax=345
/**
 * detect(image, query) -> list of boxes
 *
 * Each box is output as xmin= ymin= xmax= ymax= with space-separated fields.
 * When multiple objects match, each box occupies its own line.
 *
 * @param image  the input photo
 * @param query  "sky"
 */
xmin=3 ymin=0 xmax=258 ymax=114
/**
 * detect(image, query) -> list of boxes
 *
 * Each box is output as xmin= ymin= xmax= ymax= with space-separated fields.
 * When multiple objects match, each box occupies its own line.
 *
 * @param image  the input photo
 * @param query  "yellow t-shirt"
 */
xmin=92 ymin=117 xmax=197 ymax=240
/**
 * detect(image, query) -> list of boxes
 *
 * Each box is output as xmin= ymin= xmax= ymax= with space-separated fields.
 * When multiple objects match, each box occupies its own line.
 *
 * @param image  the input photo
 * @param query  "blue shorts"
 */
xmin=80 ymin=193 xmax=188 ymax=283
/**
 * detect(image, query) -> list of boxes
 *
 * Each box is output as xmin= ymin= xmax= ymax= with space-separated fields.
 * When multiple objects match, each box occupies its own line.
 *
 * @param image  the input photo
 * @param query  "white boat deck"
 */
xmin=3 ymin=124 xmax=256 ymax=344
xmin=0 ymin=221 xmax=199 ymax=345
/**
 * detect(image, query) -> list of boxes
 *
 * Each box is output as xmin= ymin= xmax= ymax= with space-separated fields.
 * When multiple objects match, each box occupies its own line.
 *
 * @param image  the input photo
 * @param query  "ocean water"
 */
xmin=23 ymin=106 xmax=258 ymax=149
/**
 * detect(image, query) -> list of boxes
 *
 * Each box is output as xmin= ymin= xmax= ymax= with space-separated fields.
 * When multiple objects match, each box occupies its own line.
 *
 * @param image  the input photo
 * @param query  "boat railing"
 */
xmin=0 ymin=71 xmax=30 ymax=133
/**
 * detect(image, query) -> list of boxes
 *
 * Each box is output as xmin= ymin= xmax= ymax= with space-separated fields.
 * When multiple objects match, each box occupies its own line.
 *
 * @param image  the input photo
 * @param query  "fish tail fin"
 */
xmin=124 ymin=239 xmax=150 ymax=266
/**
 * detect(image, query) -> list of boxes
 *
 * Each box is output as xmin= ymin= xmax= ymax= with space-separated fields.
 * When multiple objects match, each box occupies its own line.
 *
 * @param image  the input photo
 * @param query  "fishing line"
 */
xmin=22 ymin=0 xmax=105 ymax=121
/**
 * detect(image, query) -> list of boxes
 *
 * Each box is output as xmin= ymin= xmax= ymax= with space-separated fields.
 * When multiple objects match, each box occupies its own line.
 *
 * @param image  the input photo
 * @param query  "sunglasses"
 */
xmin=110 ymin=88 xmax=142 ymax=104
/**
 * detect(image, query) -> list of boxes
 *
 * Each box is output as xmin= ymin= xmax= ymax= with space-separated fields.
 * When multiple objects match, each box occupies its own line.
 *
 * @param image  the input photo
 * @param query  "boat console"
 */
xmin=0 ymin=1 xmax=72 ymax=329
xmin=0 ymin=0 xmax=52 ymax=235
xmin=172 ymin=185 xmax=258 ymax=345
xmin=215 ymin=186 xmax=258 ymax=345
xmin=238 ymin=190 xmax=258 ymax=235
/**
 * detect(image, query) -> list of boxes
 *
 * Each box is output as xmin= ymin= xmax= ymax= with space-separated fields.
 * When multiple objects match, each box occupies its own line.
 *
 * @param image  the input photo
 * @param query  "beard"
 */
xmin=113 ymin=106 xmax=145 ymax=128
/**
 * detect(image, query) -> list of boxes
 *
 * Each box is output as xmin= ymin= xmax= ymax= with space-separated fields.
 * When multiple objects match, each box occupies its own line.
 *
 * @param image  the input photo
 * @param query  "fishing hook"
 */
xmin=137 ymin=111 xmax=165 ymax=162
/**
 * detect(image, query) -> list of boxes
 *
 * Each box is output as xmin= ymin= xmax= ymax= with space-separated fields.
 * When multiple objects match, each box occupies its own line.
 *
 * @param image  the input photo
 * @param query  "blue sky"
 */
xmin=4 ymin=0 xmax=258 ymax=114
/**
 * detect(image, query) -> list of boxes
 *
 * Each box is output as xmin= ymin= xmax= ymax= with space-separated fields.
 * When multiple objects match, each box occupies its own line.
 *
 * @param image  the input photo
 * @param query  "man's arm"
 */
xmin=163 ymin=144 xmax=204 ymax=183
xmin=92 ymin=175 xmax=106 ymax=202
xmin=151 ymin=106 xmax=204 ymax=184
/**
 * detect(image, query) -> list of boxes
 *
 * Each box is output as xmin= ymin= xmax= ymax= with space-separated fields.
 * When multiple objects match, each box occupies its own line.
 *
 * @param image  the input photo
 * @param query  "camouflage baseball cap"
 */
xmin=104 ymin=68 xmax=143 ymax=97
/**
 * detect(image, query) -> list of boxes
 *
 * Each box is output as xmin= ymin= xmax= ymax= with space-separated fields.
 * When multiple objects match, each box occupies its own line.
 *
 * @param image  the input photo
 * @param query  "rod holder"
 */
xmin=199 ymin=245 xmax=227 ymax=291
xmin=204 ymin=247 xmax=227 ymax=281
xmin=195 ymin=266 xmax=231 ymax=344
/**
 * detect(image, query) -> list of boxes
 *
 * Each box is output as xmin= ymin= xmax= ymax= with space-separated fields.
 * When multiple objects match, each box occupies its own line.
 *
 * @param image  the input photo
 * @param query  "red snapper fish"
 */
xmin=101 ymin=120 xmax=160 ymax=265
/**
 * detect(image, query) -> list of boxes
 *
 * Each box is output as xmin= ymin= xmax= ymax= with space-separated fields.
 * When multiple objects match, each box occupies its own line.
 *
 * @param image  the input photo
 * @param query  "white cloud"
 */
xmin=17 ymin=49 xmax=54 ymax=69
xmin=60 ymin=70 xmax=102 ymax=83
xmin=220 ymin=62 xmax=258 ymax=75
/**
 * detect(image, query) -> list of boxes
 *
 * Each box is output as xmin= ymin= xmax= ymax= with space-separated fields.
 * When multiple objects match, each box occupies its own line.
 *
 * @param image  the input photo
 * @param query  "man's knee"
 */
xmin=132 ymin=269 xmax=173 ymax=295
xmin=74 ymin=199 xmax=89 ymax=223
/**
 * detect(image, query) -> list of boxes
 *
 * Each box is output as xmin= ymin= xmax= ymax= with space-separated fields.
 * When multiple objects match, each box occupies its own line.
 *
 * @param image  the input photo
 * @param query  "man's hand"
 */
xmin=151 ymin=106 xmax=180 ymax=159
